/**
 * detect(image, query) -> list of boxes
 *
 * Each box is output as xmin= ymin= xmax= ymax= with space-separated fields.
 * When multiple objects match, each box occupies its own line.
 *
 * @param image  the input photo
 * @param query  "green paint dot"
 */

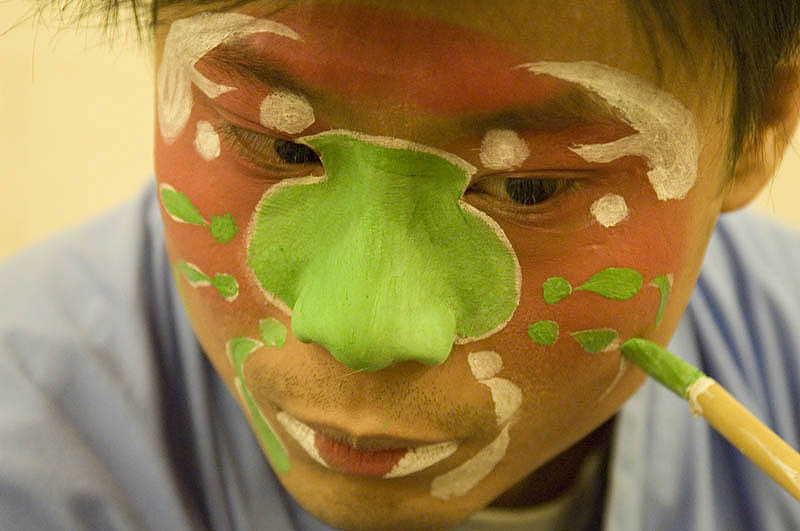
xmin=259 ymin=318 xmax=288 ymax=348
xmin=176 ymin=261 xmax=210 ymax=285
xmin=209 ymin=213 xmax=238 ymax=244
xmin=248 ymin=131 xmax=519 ymax=371
xmin=543 ymin=277 xmax=572 ymax=305
xmin=160 ymin=185 xmax=206 ymax=226
xmin=650 ymin=275 xmax=672 ymax=327
xmin=528 ymin=320 xmax=559 ymax=346
xmin=227 ymin=337 xmax=290 ymax=473
xmin=211 ymin=274 xmax=239 ymax=300
xmin=571 ymin=329 xmax=618 ymax=354
xmin=575 ymin=267 xmax=642 ymax=300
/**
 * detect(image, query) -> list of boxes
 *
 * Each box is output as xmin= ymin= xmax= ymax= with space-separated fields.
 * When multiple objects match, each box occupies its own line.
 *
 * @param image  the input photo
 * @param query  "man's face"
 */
xmin=154 ymin=1 xmax=732 ymax=528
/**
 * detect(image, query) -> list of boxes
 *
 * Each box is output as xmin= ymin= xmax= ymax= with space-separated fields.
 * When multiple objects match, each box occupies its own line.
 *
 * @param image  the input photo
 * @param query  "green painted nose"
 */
xmin=247 ymin=131 xmax=519 ymax=371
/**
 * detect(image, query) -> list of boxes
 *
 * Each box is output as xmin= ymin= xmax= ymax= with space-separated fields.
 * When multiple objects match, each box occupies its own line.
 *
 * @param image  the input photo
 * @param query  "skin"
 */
xmin=152 ymin=1 xmax=795 ymax=529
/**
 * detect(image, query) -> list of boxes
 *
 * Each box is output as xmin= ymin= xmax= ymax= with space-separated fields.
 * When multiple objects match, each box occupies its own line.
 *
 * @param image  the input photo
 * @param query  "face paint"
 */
xmin=590 ymin=193 xmax=629 ymax=228
xmin=276 ymin=410 xmax=459 ymax=478
xmin=518 ymin=61 xmax=700 ymax=201
xmin=259 ymin=90 xmax=316 ymax=134
xmin=570 ymin=328 xmax=619 ymax=354
xmin=478 ymin=129 xmax=530 ymax=170
xmin=574 ymin=267 xmax=643 ymax=300
xmin=175 ymin=261 xmax=239 ymax=301
xmin=650 ymin=274 xmax=673 ymax=327
xmin=527 ymin=320 xmax=559 ymax=346
xmin=247 ymin=130 xmax=521 ymax=371
xmin=259 ymin=317 xmax=288 ymax=348
xmin=160 ymin=184 xmax=238 ymax=243
xmin=158 ymin=12 xmax=301 ymax=142
xmin=227 ymin=337 xmax=290 ymax=473
xmin=194 ymin=120 xmax=221 ymax=161
xmin=431 ymin=351 xmax=522 ymax=499
xmin=542 ymin=277 xmax=572 ymax=305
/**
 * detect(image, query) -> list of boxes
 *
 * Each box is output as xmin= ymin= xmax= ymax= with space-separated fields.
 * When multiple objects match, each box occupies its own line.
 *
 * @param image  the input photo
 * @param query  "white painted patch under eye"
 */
xmin=518 ymin=61 xmax=699 ymax=201
xmin=259 ymin=90 xmax=316 ymax=134
xmin=158 ymin=13 xmax=302 ymax=143
xmin=590 ymin=193 xmax=629 ymax=227
xmin=194 ymin=120 xmax=221 ymax=161
xmin=479 ymin=129 xmax=530 ymax=170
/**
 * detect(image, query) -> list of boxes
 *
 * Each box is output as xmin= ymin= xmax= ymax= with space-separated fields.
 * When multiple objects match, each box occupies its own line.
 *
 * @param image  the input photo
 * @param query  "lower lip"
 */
xmin=314 ymin=432 xmax=408 ymax=478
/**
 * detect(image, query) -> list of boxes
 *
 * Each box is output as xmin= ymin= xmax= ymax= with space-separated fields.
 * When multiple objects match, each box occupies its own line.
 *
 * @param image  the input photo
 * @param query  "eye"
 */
xmin=468 ymin=174 xmax=573 ymax=206
xmin=218 ymin=122 xmax=322 ymax=176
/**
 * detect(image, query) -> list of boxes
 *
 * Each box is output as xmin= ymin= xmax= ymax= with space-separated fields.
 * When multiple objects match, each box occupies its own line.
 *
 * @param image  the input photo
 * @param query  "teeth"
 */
xmin=276 ymin=410 xmax=459 ymax=478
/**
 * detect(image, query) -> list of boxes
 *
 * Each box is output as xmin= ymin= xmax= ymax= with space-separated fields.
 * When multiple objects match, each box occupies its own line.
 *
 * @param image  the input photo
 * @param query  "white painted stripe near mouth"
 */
xmin=276 ymin=410 xmax=459 ymax=478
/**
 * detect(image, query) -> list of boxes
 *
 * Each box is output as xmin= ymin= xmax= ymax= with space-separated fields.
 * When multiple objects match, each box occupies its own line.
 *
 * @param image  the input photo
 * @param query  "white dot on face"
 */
xmin=590 ymin=193 xmax=629 ymax=227
xmin=259 ymin=90 xmax=316 ymax=134
xmin=194 ymin=120 xmax=221 ymax=161
xmin=479 ymin=129 xmax=530 ymax=170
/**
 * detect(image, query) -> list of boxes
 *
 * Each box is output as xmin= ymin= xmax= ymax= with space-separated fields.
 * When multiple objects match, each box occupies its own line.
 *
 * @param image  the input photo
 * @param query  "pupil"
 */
xmin=275 ymin=139 xmax=319 ymax=164
xmin=505 ymin=178 xmax=558 ymax=205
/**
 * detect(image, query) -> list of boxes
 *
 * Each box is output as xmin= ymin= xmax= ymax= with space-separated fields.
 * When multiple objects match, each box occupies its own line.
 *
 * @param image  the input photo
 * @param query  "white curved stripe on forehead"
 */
xmin=158 ymin=13 xmax=302 ymax=143
xmin=518 ymin=61 xmax=700 ymax=201
xmin=590 ymin=193 xmax=629 ymax=227
xmin=479 ymin=129 xmax=530 ymax=170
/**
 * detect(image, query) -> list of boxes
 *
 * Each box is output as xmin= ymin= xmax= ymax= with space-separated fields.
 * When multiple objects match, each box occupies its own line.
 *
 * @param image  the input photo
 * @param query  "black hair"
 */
xmin=24 ymin=0 xmax=800 ymax=164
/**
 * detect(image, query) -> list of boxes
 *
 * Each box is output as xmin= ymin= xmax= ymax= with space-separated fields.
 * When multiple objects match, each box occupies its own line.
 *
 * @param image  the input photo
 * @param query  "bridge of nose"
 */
xmin=247 ymin=131 xmax=520 ymax=371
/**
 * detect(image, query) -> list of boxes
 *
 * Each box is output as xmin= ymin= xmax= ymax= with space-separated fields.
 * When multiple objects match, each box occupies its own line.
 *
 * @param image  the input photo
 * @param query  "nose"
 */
xmin=247 ymin=131 xmax=519 ymax=371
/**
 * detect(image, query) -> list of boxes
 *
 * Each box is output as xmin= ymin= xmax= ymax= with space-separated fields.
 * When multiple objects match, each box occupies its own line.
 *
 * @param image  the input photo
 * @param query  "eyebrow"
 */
xmin=203 ymin=39 xmax=632 ymax=136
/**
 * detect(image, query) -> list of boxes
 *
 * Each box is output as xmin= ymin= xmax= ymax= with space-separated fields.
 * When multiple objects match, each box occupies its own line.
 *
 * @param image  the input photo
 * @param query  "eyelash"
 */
xmin=217 ymin=122 xmax=322 ymax=176
xmin=217 ymin=122 xmax=579 ymax=211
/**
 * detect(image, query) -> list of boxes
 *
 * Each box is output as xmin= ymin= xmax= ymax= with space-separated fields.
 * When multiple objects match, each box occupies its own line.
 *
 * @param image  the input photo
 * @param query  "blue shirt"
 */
xmin=1 ymin=183 xmax=799 ymax=530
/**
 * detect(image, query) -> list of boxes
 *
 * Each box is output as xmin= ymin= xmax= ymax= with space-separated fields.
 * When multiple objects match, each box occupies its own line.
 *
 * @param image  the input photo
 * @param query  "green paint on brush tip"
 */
xmin=621 ymin=338 xmax=704 ymax=398
xmin=160 ymin=185 xmax=206 ymax=226
xmin=209 ymin=214 xmax=238 ymax=243
xmin=528 ymin=320 xmax=559 ymax=346
xmin=543 ymin=277 xmax=572 ymax=305
xmin=227 ymin=337 xmax=290 ymax=473
xmin=259 ymin=318 xmax=288 ymax=348
xmin=247 ymin=131 xmax=519 ymax=371
xmin=571 ymin=329 xmax=618 ymax=354
xmin=650 ymin=275 xmax=672 ymax=327
xmin=575 ymin=267 xmax=642 ymax=300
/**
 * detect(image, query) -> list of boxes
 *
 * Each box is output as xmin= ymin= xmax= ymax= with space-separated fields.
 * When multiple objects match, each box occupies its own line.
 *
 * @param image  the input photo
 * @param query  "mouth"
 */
xmin=276 ymin=410 xmax=459 ymax=478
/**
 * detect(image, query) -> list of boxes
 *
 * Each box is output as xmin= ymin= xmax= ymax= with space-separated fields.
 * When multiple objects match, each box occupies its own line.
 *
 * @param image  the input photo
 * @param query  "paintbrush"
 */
xmin=620 ymin=338 xmax=800 ymax=502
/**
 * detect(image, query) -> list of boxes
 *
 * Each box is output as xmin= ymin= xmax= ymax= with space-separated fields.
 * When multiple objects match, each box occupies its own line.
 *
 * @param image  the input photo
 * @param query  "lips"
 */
xmin=276 ymin=410 xmax=459 ymax=478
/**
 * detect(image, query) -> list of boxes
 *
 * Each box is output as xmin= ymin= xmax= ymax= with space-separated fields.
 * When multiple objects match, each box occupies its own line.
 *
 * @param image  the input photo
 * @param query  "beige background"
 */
xmin=1 ymin=2 xmax=799 ymax=260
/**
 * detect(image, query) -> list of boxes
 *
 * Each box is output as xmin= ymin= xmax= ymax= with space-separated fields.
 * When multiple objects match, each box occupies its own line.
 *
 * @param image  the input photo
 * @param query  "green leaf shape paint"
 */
xmin=571 ymin=329 xmax=618 ymax=354
xmin=209 ymin=213 xmax=238 ymax=243
xmin=650 ymin=274 xmax=672 ymax=327
xmin=575 ymin=267 xmax=642 ymax=300
xmin=620 ymin=338 xmax=703 ymax=397
xmin=227 ymin=337 xmax=290 ymax=473
xmin=160 ymin=184 xmax=206 ymax=225
xmin=528 ymin=321 xmax=558 ymax=346
xmin=176 ymin=261 xmax=239 ymax=300
xmin=160 ymin=183 xmax=238 ymax=243
xmin=260 ymin=318 xmax=288 ymax=348
xmin=543 ymin=277 xmax=572 ymax=305
xmin=247 ymin=131 xmax=520 ymax=371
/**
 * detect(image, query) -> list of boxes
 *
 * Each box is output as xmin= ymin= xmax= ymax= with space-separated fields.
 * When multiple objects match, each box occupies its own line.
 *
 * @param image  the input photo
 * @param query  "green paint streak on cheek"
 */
xmin=528 ymin=320 xmax=558 ymax=346
xmin=247 ymin=132 xmax=519 ymax=371
xmin=574 ymin=267 xmax=642 ymax=300
xmin=175 ymin=261 xmax=239 ymax=301
xmin=227 ymin=337 xmax=290 ymax=473
xmin=570 ymin=329 xmax=619 ymax=354
xmin=159 ymin=183 xmax=238 ymax=244
xmin=259 ymin=318 xmax=288 ymax=348
xmin=650 ymin=274 xmax=672 ymax=327
xmin=542 ymin=277 xmax=572 ymax=305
